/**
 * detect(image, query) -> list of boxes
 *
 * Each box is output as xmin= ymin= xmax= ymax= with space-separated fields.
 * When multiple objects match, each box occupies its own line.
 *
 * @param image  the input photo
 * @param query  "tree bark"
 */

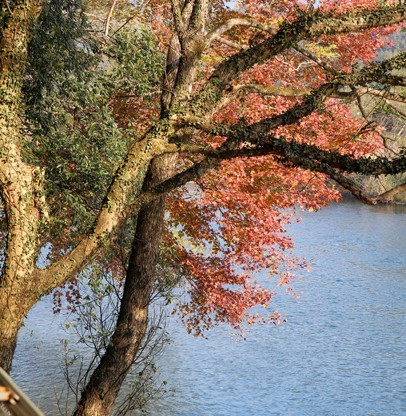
xmin=0 ymin=303 xmax=24 ymax=372
xmin=73 ymin=153 xmax=177 ymax=416
xmin=0 ymin=293 xmax=40 ymax=371
xmin=0 ymin=0 xmax=45 ymax=371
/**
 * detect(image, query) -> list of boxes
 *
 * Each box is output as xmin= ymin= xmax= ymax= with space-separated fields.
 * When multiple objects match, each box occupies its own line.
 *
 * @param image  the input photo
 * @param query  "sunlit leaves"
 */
xmin=158 ymin=0 xmax=401 ymax=334
xmin=23 ymin=2 xmax=163 ymax=247
xmin=29 ymin=0 xmax=404 ymax=336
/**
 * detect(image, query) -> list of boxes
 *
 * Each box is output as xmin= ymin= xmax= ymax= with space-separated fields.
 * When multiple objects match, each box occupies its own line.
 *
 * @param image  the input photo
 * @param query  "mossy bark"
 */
xmin=73 ymin=153 xmax=177 ymax=416
xmin=0 ymin=0 xmax=44 ymax=371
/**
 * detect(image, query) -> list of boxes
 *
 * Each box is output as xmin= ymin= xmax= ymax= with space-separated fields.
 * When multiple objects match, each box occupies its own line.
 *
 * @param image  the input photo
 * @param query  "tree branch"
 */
xmin=189 ymin=5 xmax=406 ymax=118
xmin=104 ymin=0 xmax=118 ymax=37
xmin=171 ymin=0 xmax=185 ymax=36
xmin=232 ymin=53 xmax=406 ymax=136
xmin=150 ymin=135 xmax=406 ymax=202
xmin=293 ymin=41 xmax=339 ymax=74
xmin=370 ymin=180 xmax=406 ymax=204
xmin=206 ymin=18 xmax=273 ymax=45
xmin=234 ymin=84 xmax=312 ymax=97
xmin=356 ymin=87 xmax=406 ymax=105
xmin=188 ymin=0 xmax=208 ymax=33
xmin=215 ymin=36 xmax=248 ymax=51
xmin=31 ymin=122 xmax=174 ymax=294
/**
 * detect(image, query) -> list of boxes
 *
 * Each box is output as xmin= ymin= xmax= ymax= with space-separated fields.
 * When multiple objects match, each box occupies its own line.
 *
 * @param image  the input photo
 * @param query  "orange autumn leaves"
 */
xmin=161 ymin=1 xmax=399 ymax=333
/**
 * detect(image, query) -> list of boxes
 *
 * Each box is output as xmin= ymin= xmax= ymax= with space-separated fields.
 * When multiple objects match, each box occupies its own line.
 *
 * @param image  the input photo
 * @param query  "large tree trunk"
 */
xmin=73 ymin=153 xmax=177 ymax=416
xmin=0 ymin=127 xmax=44 ymax=370
xmin=72 ymin=4 xmax=206 ymax=410
xmin=0 ymin=152 xmax=43 ymax=370
xmin=0 ymin=0 xmax=45 ymax=371
xmin=0 ymin=0 xmax=172 ymax=372
xmin=0 ymin=293 xmax=40 ymax=371
xmin=0 ymin=303 xmax=25 ymax=372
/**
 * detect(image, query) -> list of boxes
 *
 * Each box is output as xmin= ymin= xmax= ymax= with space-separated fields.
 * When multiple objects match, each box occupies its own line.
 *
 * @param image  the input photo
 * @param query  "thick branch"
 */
xmin=221 ymin=141 xmax=406 ymax=176
xmin=31 ymin=122 xmax=174 ymax=294
xmin=188 ymin=0 xmax=208 ymax=33
xmin=190 ymin=5 xmax=406 ymax=117
xmin=171 ymin=0 xmax=187 ymax=36
xmin=145 ymin=137 xmax=406 ymax=203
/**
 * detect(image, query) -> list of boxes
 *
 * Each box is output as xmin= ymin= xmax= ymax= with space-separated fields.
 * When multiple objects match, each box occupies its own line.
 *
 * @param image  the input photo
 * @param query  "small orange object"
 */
xmin=0 ymin=386 xmax=19 ymax=405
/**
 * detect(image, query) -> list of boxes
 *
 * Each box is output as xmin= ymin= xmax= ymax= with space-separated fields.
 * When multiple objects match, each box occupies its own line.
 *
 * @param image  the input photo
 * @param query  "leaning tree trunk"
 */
xmin=73 ymin=152 xmax=177 ymax=416
xmin=0 ymin=124 xmax=44 ymax=371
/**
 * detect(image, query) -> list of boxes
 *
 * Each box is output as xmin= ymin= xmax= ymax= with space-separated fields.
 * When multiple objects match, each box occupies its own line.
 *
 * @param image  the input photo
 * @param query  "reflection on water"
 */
xmin=11 ymin=198 xmax=406 ymax=415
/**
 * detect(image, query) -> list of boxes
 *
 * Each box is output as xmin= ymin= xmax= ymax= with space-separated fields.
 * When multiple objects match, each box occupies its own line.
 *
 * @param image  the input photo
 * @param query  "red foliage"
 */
xmin=161 ymin=1 xmax=399 ymax=334
xmin=56 ymin=0 xmax=401 ymax=335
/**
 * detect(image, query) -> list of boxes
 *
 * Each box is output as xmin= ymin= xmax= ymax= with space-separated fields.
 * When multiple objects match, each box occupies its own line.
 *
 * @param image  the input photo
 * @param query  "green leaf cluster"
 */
xmin=22 ymin=0 xmax=164 ymax=239
xmin=103 ymin=27 xmax=164 ymax=97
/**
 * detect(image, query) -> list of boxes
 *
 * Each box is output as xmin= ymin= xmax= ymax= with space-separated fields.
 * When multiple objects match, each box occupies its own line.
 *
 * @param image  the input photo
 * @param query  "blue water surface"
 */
xmin=11 ymin=198 xmax=406 ymax=415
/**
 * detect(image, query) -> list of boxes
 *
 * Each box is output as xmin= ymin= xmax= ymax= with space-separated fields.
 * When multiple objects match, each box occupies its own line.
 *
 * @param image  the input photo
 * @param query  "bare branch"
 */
xmin=357 ymin=88 xmax=406 ymax=105
xmin=293 ymin=42 xmax=338 ymax=74
xmin=5 ymin=0 xmax=13 ymax=14
xmin=215 ymin=36 xmax=248 ymax=51
xmin=111 ymin=0 xmax=152 ymax=36
xmin=104 ymin=0 xmax=118 ymax=37
xmin=206 ymin=18 xmax=274 ymax=45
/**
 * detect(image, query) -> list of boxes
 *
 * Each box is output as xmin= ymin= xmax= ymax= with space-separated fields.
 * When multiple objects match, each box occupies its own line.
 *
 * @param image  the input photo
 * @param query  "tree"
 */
xmin=1 ymin=0 xmax=406 ymax=415
xmin=352 ymin=31 xmax=406 ymax=202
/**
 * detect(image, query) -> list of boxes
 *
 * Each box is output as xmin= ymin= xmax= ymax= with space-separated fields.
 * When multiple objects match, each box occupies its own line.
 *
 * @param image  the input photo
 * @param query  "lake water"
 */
xmin=10 ymin=197 xmax=406 ymax=415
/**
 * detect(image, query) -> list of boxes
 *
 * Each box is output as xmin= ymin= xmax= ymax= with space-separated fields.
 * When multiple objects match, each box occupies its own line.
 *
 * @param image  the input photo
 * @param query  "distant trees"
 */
xmin=355 ymin=31 xmax=406 ymax=202
xmin=0 ymin=0 xmax=405 ymax=414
